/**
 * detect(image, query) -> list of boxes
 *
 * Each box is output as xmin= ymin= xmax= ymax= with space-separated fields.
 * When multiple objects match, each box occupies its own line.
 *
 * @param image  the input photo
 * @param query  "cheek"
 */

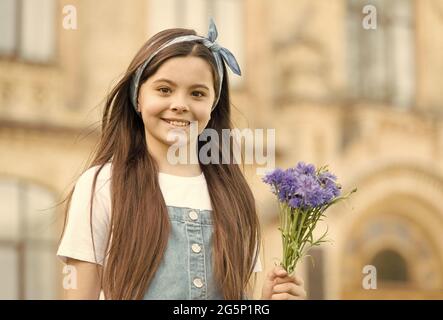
xmin=139 ymin=95 xmax=166 ymax=118
xmin=138 ymin=84 xmax=165 ymax=115
xmin=194 ymin=109 xmax=212 ymax=132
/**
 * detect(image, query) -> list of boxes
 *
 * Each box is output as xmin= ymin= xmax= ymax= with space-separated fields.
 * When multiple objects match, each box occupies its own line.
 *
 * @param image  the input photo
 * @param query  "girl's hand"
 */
xmin=261 ymin=265 xmax=307 ymax=300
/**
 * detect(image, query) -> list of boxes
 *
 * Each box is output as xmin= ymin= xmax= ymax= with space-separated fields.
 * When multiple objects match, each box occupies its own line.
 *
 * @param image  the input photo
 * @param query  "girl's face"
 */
xmin=137 ymin=56 xmax=216 ymax=149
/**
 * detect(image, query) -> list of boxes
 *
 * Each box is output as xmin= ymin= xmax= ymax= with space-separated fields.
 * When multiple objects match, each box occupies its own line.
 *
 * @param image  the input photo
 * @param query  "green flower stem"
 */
xmin=298 ymin=207 xmax=323 ymax=257
xmin=288 ymin=209 xmax=305 ymax=274
xmin=284 ymin=204 xmax=292 ymax=270
xmin=295 ymin=209 xmax=306 ymax=249
xmin=279 ymin=202 xmax=289 ymax=271
xmin=288 ymin=208 xmax=297 ymax=270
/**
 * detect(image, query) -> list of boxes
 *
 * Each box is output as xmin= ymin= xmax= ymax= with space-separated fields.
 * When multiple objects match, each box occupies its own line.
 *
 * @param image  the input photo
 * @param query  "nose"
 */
xmin=170 ymin=96 xmax=189 ymax=113
xmin=171 ymin=103 xmax=189 ymax=113
xmin=170 ymin=104 xmax=188 ymax=113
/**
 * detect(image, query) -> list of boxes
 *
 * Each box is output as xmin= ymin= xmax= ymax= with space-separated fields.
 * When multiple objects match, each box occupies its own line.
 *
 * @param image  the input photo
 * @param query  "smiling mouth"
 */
xmin=161 ymin=118 xmax=191 ymax=127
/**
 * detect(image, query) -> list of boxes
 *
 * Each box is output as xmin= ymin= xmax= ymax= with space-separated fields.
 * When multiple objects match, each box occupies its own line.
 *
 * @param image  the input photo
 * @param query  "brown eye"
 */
xmin=158 ymin=87 xmax=171 ymax=94
xmin=192 ymin=91 xmax=205 ymax=97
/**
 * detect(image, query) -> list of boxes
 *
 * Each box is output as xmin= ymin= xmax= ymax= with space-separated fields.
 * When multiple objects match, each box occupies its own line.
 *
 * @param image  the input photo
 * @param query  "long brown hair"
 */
xmin=60 ymin=27 xmax=261 ymax=300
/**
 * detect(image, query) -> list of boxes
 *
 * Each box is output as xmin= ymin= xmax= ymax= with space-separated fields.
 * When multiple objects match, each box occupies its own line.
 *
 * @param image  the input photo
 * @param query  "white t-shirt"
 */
xmin=57 ymin=162 xmax=262 ymax=272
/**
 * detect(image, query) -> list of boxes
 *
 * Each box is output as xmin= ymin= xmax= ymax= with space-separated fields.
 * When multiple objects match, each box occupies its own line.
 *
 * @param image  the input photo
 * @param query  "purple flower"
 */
xmin=318 ymin=171 xmax=341 ymax=199
xmin=280 ymin=171 xmax=300 ymax=201
xmin=293 ymin=174 xmax=322 ymax=208
xmin=288 ymin=196 xmax=302 ymax=209
xmin=294 ymin=162 xmax=316 ymax=176
xmin=262 ymin=168 xmax=286 ymax=186
xmin=262 ymin=168 xmax=287 ymax=197
xmin=263 ymin=162 xmax=342 ymax=209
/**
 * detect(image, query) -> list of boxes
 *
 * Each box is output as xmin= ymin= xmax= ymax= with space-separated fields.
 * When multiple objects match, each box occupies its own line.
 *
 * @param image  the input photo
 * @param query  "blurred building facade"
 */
xmin=0 ymin=0 xmax=442 ymax=299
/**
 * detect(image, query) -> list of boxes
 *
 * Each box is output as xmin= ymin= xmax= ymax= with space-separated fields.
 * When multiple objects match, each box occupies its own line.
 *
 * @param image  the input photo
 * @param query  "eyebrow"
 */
xmin=152 ymin=78 xmax=210 ymax=91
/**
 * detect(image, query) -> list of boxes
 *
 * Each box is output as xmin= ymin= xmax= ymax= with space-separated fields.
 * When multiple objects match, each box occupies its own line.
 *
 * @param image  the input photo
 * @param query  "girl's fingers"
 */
xmin=264 ymin=267 xmax=307 ymax=300
xmin=274 ymin=274 xmax=304 ymax=286
xmin=271 ymin=292 xmax=305 ymax=300
xmin=274 ymin=275 xmax=295 ymax=285
xmin=273 ymin=283 xmax=307 ymax=298
xmin=266 ymin=266 xmax=288 ymax=281
xmin=274 ymin=266 xmax=287 ymax=277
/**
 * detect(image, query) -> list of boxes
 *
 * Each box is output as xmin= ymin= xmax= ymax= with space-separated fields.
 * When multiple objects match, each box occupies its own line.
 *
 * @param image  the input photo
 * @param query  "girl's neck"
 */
xmin=146 ymin=136 xmax=202 ymax=177
xmin=157 ymin=161 xmax=202 ymax=177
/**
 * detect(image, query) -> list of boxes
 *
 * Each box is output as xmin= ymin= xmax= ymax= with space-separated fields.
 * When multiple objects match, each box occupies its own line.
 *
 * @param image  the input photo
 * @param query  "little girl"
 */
xmin=57 ymin=19 xmax=306 ymax=300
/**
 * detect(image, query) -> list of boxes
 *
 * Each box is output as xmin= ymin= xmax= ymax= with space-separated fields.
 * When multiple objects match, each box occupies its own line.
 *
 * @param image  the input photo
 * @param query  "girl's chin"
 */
xmin=162 ymin=138 xmax=189 ymax=147
xmin=163 ymin=134 xmax=200 ymax=148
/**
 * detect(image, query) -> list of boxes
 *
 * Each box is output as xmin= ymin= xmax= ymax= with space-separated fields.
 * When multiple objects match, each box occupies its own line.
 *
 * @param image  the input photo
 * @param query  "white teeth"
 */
xmin=165 ymin=119 xmax=189 ymax=127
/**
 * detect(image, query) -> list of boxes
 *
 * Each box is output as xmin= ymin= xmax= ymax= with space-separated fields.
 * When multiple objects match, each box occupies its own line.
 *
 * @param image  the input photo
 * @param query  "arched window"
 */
xmin=371 ymin=249 xmax=408 ymax=282
xmin=0 ymin=178 xmax=58 ymax=299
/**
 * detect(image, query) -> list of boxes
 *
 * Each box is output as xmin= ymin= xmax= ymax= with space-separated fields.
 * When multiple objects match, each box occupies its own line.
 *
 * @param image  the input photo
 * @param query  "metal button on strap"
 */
xmin=191 ymin=243 xmax=202 ymax=253
xmin=189 ymin=210 xmax=198 ymax=221
xmin=193 ymin=278 xmax=203 ymax=288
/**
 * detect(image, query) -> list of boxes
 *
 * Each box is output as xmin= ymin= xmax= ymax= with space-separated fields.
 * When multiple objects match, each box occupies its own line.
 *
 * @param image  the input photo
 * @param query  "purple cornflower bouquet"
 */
xmin=263 ymin=162 xmax=357 ymax=275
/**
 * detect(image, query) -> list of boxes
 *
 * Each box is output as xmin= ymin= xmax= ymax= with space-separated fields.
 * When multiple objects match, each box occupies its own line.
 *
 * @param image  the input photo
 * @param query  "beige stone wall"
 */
xmin=1 ymin=0 xmax=442 ymax=299
xmin=416 ymin=0 xmax=443 ymax=110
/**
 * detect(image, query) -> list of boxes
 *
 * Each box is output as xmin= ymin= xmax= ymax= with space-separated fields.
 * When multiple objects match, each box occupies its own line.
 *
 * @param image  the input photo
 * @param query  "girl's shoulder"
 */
xmin=75 ymin=162 xmax=112 ymax=194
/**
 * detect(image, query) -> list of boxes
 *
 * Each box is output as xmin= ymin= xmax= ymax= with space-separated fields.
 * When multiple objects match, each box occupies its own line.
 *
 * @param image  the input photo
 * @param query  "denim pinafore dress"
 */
xmin=143 ymin=205 xmax=225 ymax=299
